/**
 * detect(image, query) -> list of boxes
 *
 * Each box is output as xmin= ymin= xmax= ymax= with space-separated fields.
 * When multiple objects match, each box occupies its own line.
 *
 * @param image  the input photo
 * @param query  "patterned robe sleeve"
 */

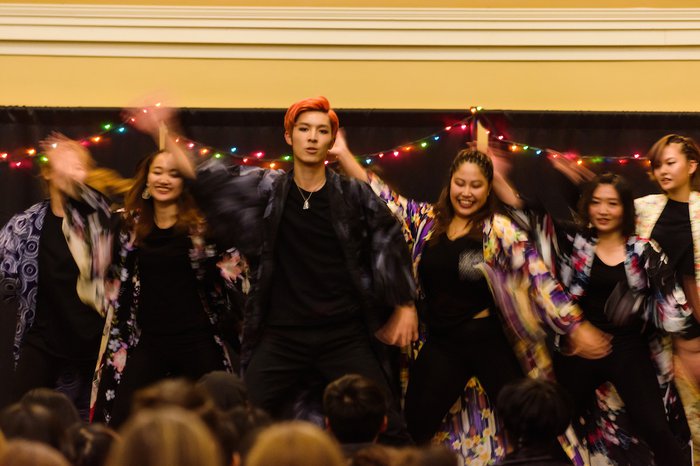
xmin=490 ymin=215 xmax=582 ymax=335
xmin=63 ymin=185 xmax=115 ymax=317
xmin=640 ymin=239 xmax=691 ymax=333
xmin=366 ymin=170 xmax=434 ymax=247
xmin=0 ymin=215 xmax=21 ymax=301
xmin=357 ymin=181 xmax=417 ymax=306
xmin=191 ymin=160 xmax=273 ymax=256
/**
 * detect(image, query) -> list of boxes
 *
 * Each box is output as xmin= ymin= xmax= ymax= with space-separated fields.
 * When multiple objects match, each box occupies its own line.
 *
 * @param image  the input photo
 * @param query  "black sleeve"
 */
xmin=511 ymin=155 xmax=582 ymax=225
xmin=358 ymin=181 xmax=417 ymax=307
xmin=189 ymin=160 xmax=270 ymax=257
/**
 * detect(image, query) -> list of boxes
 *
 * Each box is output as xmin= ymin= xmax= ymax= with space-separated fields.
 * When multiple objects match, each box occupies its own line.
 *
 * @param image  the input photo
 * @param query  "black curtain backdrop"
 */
xmin=3 ymin=107 xmax=700 ymax=222
xmin=1 ymin=107 xmax=700 ymax=402
xmin=4 ymin=107 xmax=700 ymax=226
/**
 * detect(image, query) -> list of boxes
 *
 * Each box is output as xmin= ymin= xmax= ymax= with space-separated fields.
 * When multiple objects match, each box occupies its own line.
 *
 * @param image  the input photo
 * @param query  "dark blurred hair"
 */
xmin=0 ymin=403 xmax=69 ymax=458
xmin=21 ymin=388 xmax=81 ymax=433
xmin=197 ymin=371 xmax=249 ymax=412
xmin=393 ymin=446 xmax=458 ymax=466
xmin=123 ymin=150 xmax=203 ymax=244
xmin=418 ymin=446 xmax=458 ymax=466
xmin=350 ymin=445 xmax=397 ymax=466
xmin=577 ymin=172 xmax=636 ymax=237
xmin=323 ymin=374 xmax=387 ymax=444
xmin=497 ymin=378 xmax=572 ymax=448
xmin=225 ymin=406 xmax=272 ymax=461
xmin=66 ymin=424 xmax=118 ymax=466
xmin=433 ymin=149 xmax=496 ymax=241
xmin=357 ymin=446 xmax=456 ymax=466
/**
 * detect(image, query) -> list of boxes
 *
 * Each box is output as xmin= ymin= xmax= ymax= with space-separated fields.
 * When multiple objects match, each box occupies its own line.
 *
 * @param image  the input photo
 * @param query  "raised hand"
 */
xmin=122 ymin=101 xmax=196 ymax=179
xmin=549 ymin=152 xmax=595 ymax=185
xmin=329 ymin=129 xmax=369 ymax=183
xmin=488 ymin=147 xmax=523 ymax=208
xmin=328 ymin=128 xmax=350 ymax=160
xmin=122 ymin=102 xmax=176 ymax=139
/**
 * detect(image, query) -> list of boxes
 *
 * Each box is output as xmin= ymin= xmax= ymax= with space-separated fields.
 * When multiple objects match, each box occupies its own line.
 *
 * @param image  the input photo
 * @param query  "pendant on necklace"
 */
xmin=303 ymin=200 xmax=310 ymax=210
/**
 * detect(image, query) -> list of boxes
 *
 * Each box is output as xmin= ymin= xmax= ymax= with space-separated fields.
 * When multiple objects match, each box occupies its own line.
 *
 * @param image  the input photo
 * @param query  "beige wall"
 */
xmin=0 ymin=56 xmax=697 ymax=111
xmin=2 ymin=0 xmax=698 ymax=7
xmin=1 ymin=1 xmax=698 ymax=110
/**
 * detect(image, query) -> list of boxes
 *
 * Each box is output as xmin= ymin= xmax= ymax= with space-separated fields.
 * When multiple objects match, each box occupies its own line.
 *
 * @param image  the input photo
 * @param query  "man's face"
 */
xmin=284 ymin=111 xmax=335 ymax=167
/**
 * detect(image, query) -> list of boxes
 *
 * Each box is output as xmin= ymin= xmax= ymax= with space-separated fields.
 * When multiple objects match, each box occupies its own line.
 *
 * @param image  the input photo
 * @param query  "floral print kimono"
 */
xmin=0 ymin=200 xmax=107 ymax=365
xmin=558 ymin=231 xmax=692 ymax=465
xmin=61 ymin=186 xmax=250 ymax=424
xmin=366 ymin=172 xmax=586 ymax=466
xmin=636 ymin=192 xmax=700 ymax=463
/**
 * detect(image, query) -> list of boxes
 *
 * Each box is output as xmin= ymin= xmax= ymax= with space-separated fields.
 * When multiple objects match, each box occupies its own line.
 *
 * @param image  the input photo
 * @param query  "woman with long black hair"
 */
xmin=89 ymin=148 xmax=248 ymax=427
xmin=333 ymin=134 xmax=609 ymax=464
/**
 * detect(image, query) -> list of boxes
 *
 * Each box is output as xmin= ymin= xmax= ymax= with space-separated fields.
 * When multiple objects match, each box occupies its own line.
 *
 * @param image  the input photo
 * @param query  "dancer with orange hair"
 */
xmin=133 ymin=96 xmax=418 ymax=444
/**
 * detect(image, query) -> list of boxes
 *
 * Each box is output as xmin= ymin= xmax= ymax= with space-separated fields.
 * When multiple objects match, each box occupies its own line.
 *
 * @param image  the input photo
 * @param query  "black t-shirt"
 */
xmin=417 ymin=234 xmax=494 ymax=333
xmin=579 ymin=255 xmax=642 ymax=336
xmin=266 ymin=181 xmax=360 ymax=326
xmin=137 ymin=226 xmax=211 ymax=336
xmin=25 ymin=210 xmax=104 ymax=360
xmin=651 ymin=199 xmax=695 ymax=277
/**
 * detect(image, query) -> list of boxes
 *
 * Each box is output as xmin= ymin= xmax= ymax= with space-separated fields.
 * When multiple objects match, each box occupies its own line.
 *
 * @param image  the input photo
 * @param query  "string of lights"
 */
xmin=0 ymin=106 xmax=652 ymax=170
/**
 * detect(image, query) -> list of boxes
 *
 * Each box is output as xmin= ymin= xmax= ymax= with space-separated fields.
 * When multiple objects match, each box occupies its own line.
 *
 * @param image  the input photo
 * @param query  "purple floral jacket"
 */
xmin=366 ymin=171 xmax=585 ymax=466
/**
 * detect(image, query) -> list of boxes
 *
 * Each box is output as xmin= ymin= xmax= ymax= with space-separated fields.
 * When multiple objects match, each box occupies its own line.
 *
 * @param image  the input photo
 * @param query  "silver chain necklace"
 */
xmin=296 ymin=185 xmax=313 ymax=210
xmin=295 ymin=180 xmax=325 ymax=210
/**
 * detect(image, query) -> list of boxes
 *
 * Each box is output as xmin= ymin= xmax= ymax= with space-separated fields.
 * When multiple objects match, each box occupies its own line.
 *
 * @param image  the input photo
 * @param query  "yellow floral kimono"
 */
xmin=367 ymin=172 xmax=586 ymax=466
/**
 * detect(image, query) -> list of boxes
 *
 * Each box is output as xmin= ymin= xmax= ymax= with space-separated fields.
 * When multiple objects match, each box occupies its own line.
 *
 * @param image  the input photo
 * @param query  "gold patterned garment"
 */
xmin=367 ymin=172 xmax=586 ymax=466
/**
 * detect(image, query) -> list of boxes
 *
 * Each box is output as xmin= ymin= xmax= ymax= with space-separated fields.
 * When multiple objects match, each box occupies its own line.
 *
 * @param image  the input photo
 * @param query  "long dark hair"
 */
xmin=124 ymin=150 xmax=203 ymax=244
xmin=577 ymin=172 xmax=636 ymax=238
xmin=432 ymin=149 xmax=497 ymax=241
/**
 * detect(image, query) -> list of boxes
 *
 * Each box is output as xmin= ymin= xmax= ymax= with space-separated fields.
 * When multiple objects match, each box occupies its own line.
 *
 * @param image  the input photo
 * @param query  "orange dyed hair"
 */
xmin=284 ymin=96 xmax=339 ymax=138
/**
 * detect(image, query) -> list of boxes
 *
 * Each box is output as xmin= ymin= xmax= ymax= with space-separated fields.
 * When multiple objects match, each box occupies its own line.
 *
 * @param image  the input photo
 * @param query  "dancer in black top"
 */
xmin=554 ymin=173 xmax=691 ymax=465
xmin=1 ymin=138 xmax=104 ymax=420
xmin=134 ymin=97 xmax=418 ymax=444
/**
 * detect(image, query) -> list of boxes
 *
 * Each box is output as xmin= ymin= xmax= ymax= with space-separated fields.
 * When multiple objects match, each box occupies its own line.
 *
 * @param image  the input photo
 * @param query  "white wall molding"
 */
xmin=2 ymin=4 xmax=700 ymax=60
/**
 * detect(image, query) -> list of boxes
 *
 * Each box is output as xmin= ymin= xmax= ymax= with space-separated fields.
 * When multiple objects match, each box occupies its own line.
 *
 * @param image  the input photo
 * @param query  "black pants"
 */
xmin=12 ymin=343 xmax=94 ymax=421
xmin=553 ymin=335 xmax=688 ymax=466
xmin=404 ymin=315 xmax=524 ymax=444
xmin=109 ymin=331 xmax=225 ymax=427
xmin=244 ymin=320 xmax=411 ymax=445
